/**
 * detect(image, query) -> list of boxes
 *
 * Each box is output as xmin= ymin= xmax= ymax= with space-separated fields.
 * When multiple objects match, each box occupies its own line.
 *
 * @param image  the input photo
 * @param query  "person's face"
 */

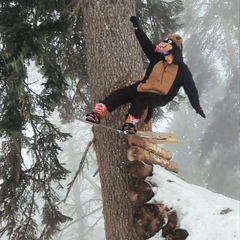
xmin=164 ymin=54 xmax=173 ymax=64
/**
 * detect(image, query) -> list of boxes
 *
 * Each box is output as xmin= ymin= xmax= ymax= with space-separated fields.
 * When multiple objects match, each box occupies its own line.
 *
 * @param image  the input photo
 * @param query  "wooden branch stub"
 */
xmin=127 ymin=134 xmax=172 ymax=159
xmin=128 ymin=180 xmax=154 ymax=205
xmin=128 ymin=160 xmax=153 ymax=179
xmin=133 ymin=203 xmax=167 ymax=239
xmin=127 ymin=146 xmax=179 ymax=173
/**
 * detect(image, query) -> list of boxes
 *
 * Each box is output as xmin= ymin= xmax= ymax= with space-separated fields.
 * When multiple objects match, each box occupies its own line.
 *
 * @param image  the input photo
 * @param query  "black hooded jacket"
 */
xmin=135 ymin=27 xmax=202 ymax=111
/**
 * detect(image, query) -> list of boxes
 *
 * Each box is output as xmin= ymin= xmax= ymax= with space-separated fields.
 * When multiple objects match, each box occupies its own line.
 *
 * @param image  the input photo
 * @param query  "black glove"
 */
xmin=196 ymin=108 xmax=206 ymax=118
xmin=130 ymin=16 xmax=139 ymax=28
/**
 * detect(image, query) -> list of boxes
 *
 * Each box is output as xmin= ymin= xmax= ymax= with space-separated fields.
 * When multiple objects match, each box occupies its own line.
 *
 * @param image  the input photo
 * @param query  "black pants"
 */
xmin=101 ymin=82 xmax=168 ymax=119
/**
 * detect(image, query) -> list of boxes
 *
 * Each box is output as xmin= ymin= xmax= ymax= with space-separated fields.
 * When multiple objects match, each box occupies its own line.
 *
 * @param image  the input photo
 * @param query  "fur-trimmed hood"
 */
xmin=156 ymin=34 xmax=183 ymax=64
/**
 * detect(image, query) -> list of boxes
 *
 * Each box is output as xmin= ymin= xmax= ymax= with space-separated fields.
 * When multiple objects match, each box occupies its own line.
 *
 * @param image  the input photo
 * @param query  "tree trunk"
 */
xmin=82 ymin=1 xmax=144 ymax=239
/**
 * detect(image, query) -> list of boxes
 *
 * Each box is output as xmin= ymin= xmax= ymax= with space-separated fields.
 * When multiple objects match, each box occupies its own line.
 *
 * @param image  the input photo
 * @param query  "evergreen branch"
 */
xmin=61 ymin=139 xmax=93 ymax=203
xmin=58 ymin=206 xmax=102 ymax=232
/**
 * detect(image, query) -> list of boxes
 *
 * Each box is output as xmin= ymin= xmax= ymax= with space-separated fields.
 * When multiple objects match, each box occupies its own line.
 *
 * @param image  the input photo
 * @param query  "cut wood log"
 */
xmin=128 ymin=160 xmax=153 ymax=179
xmin=135 ymin=131 xmax=179 ymax=144
xmin=128 ymin=146 xmax=179 ymax=173
xmin=133 ymin=203 xmax=167 ymax=239
xmin=165 ymin=228 xmax=189 ymax=240
xmin=127 ymin=134 xmax=172 ymax=160
xmin=128 ymin=180 xmax=154 ymax=205
xmin=137 ymin=130 xmax=178 ymax=139
xmin=127 ymin=145 xmax=170 ymax=162
xmin=162 ymin=209 xmax=178 ymax=237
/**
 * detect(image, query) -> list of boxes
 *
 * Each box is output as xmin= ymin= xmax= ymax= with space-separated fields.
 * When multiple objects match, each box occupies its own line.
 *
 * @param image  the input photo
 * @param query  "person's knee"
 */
xmin=132 ymin=94 xmax=149 ymax=107
xmin=129 ymin=95 xmax=149 ymax=118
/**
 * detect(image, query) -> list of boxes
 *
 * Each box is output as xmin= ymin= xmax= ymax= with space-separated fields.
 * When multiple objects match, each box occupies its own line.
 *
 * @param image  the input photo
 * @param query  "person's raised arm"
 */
xmin=130 ymin=16 xmax=157 ymax=62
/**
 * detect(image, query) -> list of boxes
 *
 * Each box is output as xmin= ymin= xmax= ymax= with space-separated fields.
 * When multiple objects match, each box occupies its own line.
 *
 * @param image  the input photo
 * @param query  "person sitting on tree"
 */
xmin=86 ymin=16 xmax=206 ymax=134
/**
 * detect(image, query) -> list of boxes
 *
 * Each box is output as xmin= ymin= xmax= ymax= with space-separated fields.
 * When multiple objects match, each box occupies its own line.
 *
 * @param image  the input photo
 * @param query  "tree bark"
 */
xmin=82 ymin=1 xmax=144 ymax=239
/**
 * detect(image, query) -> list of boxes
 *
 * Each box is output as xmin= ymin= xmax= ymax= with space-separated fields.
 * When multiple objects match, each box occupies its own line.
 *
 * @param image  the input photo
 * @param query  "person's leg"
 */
xmin=123 ymin=92 xmax=165 ymax=133
xmin=129 ymin=92 xmax=165 ymax=118
xmin=86 ymin=103 xmax=108 ymax=124
xmin=101 ymin=82 xmax=139 ymax=112
xmin=86 ymin=82 xmax=139 ymax=124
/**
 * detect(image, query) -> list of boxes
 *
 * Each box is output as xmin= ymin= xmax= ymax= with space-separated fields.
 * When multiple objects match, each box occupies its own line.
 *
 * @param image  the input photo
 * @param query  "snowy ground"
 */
xmin=147 ymin=165 xmax=240 ymax=240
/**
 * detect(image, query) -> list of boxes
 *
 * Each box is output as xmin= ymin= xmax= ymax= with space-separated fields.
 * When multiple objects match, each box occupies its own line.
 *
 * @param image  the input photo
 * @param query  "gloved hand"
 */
xmin=196 ymin=108 xmax=206 ymax=118
xmin=130 ymin=16 xmax=139 ymax=28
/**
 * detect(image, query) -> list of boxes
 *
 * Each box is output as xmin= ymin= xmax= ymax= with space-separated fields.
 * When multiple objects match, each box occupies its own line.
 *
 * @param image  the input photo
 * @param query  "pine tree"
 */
xmin=81 ymin=0 xmax=185 ymax=239
xmin=0 ymin=0 xmax=186 ymax=238
xmin=196 ymin=0 xmax=239 ymax=199
xmin=167 ymin=0 xmax=239 ymax=199
xmin=0 ymin=1 xmax=75 ymax=238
